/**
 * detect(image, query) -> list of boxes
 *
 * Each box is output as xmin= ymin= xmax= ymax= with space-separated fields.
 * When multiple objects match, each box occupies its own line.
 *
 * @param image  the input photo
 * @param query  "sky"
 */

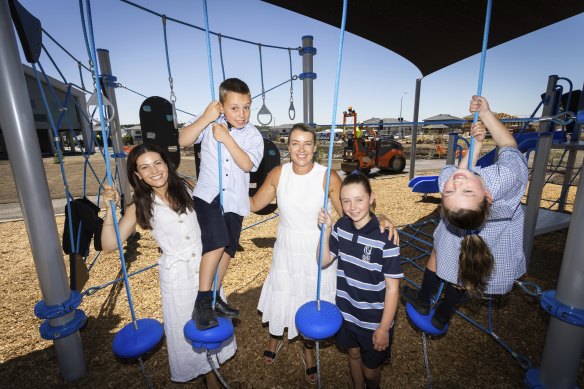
xmin=13 ymin=0 xmax=584 ymax=128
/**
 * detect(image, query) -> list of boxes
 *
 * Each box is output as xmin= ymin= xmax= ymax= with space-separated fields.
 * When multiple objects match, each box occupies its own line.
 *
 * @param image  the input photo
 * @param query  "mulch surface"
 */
xmin=1 ymin=155 xmax=583 ymax=388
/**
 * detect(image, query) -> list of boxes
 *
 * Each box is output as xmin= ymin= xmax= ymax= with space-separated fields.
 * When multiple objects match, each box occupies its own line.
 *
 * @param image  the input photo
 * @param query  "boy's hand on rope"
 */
xmin=470 ymin=121 xmax=487 ymax=142
xmin=102 ymin=184 xmax=119 ymax=210
xmin=212 ymin=123 xmax=231 ymax=143
xmin=318 ymin=208 xmax=332 ymax=231
xmin=202 ymin=100 xmax=222 ymax=123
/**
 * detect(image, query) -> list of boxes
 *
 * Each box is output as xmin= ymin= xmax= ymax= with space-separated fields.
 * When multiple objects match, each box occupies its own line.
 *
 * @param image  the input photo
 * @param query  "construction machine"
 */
xmin=340 ymin=107 xmax=406 ymax=175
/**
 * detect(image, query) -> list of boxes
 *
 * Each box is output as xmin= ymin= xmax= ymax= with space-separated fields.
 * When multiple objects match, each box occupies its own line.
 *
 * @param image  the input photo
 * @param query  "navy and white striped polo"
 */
xmin=330 ymin=215 xmax=402 ymax=333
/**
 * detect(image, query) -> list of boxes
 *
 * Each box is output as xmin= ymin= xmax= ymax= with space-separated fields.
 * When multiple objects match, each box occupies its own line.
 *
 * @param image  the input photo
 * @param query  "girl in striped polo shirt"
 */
xmin=318 ymin=173 xmax=402 ymax=389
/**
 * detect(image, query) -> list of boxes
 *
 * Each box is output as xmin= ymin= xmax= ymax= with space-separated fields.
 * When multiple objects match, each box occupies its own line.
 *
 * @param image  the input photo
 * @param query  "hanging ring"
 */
xmin=87 ymin=89 xmax=115 ymax=125
xmin=288 ymin=101 xmax=296 ymax=121
xmin=257 ymin=103 xmax=273 ymax=126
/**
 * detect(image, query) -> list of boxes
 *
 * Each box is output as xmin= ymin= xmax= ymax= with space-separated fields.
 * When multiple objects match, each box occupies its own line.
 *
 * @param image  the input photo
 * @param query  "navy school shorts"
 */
xmin=336 ymin=322 xmax=394 ymax=369
xmin=193 ymin=195 xmax=243 ymax=258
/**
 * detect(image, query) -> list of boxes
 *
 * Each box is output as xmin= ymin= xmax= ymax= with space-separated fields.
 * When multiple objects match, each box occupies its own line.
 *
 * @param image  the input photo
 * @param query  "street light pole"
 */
xmin=399 ymin=92 xmax=407 ymax=137
xmin=399 ymin=92 xmax=408 ymax=121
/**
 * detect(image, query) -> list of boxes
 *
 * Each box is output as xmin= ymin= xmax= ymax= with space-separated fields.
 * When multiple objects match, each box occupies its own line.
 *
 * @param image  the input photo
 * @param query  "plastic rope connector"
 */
xmin=540 ymin=290 xmax=584 ymax=327
xmin=39 ymin=309 xmax=86 ymax=340
xmin=34 ymin=290 xmax=83 ymax=320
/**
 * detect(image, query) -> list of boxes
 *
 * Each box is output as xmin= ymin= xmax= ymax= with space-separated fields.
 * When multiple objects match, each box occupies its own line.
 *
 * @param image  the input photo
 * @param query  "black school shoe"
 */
xmin=193 ymin=297 xmax=219 ymax=330
xmin=400 ymin=285 xmax=431 ymax=315
xmin=214 ymin=295 xmax=240 ymax=318
xmin=430 ymin=301 xmax=451 ymax=331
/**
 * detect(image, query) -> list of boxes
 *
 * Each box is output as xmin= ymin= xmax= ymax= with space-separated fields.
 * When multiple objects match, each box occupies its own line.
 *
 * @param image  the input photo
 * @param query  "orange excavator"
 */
xmin=341 ymin=107 xmax=406 ymax=175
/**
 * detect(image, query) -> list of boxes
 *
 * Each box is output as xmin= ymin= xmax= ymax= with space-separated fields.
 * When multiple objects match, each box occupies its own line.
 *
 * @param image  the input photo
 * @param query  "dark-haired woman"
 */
xmin=101 ymin=143 xmax=235 ymax=386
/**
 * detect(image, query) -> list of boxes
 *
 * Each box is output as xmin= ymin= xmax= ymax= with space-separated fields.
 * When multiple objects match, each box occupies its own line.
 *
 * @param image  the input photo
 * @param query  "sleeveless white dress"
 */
xmin=257 ymin=162 xmax=337 ymax=339
xmin=151 ymin=196 xmax=236 ymax=382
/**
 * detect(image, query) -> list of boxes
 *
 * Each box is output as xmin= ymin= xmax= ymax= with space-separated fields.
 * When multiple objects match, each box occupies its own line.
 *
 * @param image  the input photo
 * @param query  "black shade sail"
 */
xmin=262 ymin=0 xmax=584 ymax=76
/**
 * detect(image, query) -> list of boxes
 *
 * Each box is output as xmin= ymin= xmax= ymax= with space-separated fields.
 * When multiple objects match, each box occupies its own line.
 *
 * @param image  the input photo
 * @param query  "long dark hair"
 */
xmin=442 ymin=198 xmax=493 ymax=296
xmin=127 ymin=143 xmax=193 ymax=229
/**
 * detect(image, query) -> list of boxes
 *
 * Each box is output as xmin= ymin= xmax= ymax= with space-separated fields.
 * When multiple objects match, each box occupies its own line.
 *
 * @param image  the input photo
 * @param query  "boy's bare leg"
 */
xmin=199 ymin=248 xmax=225 ymax=291
xmin=214 ymin=252 xmax=239 ymax=317
xmin=347 ymin=347 xmax=365 ymax=388
xmin=217 ymin=252 xmax=232 ymax=287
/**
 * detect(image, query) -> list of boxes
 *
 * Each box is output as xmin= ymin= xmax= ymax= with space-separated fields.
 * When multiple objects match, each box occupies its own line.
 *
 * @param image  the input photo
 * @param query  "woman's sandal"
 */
xmin=301 ymin=341 xmax=318 ymax=384
xmin=263 ymin=339 xmax=283 ymax=366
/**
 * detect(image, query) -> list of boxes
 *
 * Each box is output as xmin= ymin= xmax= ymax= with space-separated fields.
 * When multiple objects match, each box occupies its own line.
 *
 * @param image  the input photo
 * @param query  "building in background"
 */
xmin=0 ymin=64 xmax=90 ymax=159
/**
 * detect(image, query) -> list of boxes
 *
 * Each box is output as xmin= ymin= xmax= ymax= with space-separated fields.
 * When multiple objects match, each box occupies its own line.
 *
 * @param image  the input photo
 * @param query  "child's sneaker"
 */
xmin=193 ymin=297 xmax=219 ymax=330
xmin=400 ymin=285 xmax=430 ymax=315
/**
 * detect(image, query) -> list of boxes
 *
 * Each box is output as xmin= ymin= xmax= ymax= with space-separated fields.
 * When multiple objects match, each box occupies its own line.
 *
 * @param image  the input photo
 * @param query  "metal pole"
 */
xmin=558 ymin=91 xmax=583 ymax=211
xmin=539 ymin=168 xmax=584 ymax=388
xmin=97 ymin=49 xmax=131 ymax=207
xmin=300 ymin=35 xmax=316 ymax=126
xmin=446 ymin=132 xmax=456 ymax=165
xmin=523 ymin=133 xmax=552 ymax=263
xmin=523 ymin=75 xmax=559 ymax=263
xmin=409 ymin=78 xmax=422 ymax=180
xmin=0 ymin=0 xmax=86 ymax=380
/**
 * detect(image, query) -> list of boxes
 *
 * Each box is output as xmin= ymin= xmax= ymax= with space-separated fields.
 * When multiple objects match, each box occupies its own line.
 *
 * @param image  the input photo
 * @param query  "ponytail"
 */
xmin=442 ymin=197 xmax=493 ymax=296
xmin=458 ymin=234 xmax=494 ymax=296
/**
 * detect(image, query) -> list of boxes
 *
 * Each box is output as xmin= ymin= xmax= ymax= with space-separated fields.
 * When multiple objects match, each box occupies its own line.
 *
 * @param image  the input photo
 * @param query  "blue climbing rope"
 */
xmin=468 ymin=0 xmax=493 ymax=170
xmin=82 ymin=0 xmax=139 ymax=328
xmin=316 ymin=0 xmax=348 ymax=303
xmin=202 ymin=0 xmax=221 ymax=308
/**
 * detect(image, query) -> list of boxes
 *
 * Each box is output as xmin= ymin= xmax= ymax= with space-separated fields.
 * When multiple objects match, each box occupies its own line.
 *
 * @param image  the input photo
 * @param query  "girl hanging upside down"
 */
xmin=402 ymin=95 xmax=529 ymax=331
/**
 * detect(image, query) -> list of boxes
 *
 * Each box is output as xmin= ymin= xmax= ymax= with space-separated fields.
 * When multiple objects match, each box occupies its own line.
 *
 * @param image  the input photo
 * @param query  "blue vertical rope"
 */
xmin=468 ymin=0 xmax=493 ymax=170
xmin=202 ymin=0 xmax=221 ymax=306
xmin=316 ymin=0 xmax=349 ymax=304
xmin=83 ymin=0 xmax=139 ymax=328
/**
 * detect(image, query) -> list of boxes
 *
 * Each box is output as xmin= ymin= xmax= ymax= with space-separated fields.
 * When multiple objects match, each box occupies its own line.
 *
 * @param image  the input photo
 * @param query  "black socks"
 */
xmin=418 ymin=268 xmax=441 ymax=303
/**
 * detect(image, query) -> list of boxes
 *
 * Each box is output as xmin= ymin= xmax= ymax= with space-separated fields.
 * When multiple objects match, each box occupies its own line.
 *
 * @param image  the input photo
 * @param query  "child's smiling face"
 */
xmin=221 ymin=91 xmax=251 ymax=129
xmin=340 ymin=183 xmax=375 ymax=229
xmin=442 ymin=168 xmax=492 ymax=212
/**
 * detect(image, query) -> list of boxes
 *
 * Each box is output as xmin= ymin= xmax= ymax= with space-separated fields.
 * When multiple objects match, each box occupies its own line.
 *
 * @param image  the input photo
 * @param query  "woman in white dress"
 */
xmin=251 ymin=124 xmax=397 ymax=384
xmin=101 ymin=143 xmax=236 ymax=387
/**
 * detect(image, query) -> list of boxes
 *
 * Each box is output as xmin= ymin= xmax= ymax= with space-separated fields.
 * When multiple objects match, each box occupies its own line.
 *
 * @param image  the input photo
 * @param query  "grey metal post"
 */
xmin=409 ymin=78 xmax=422 ymax=180
xmin=300 ymin=36 xmax=315 ymax=126
xmin=523 ymin=76 xmax=559 ymax=263
xmin=558 ymin=147 xmax=577 ymax=212
xmin=539 ymin=167 xmax=584 ymax=388
xmin=446 ymin=132 xmax=456 ymax=165
xmin=523 ymin=133 xmax=552 ymax=263
xmin=558 ymin=91 xmax=583 ymax=211
xmin=0 ymin=0 xmax=86 ymax=381
xmin=97 ymin=49 xmax=131 ymax=207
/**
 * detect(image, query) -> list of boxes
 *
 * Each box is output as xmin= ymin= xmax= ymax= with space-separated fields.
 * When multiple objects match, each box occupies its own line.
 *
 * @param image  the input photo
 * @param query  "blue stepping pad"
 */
xmin=295 ymin=300 xmax=343 ymax=341
xmin=405 ymin=303 xmax=448 ymax=336
xmin=184 ymin=317 xmax=234 ymax=350
xmin=113 ymin=318 xmax=164 ymax=359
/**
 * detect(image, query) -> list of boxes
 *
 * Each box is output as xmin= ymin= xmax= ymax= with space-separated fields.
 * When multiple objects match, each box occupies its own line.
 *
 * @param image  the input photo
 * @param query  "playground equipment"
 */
xmin=340 ymin=106 xmax=406 ymax=175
